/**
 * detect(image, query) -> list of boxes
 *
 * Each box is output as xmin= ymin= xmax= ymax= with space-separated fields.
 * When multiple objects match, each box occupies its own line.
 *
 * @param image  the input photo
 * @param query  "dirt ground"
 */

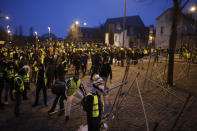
xmin=0 ymin=56 xmax=197 ymax=131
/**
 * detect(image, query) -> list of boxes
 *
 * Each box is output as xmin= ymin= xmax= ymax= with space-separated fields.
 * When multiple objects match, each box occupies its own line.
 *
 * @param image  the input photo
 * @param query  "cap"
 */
xmin=93 ymin=74 xmax=104 ymax=92
xmin=94 ymin=74 xmax=100 ymax=81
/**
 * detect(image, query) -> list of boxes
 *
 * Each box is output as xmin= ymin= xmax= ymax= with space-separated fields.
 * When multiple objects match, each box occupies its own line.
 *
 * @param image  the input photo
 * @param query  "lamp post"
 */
xmin=190 ymin=6 xmax=196 ymax=31
xmin=0 ymin=16 xmax=10 ymax=32
xmin=122 ymin=0 xmax=126 ymax=48
xmin=6 ymin=25 xmax=10 ymax=42
xmin=7 ymin=29 xmax=11 ymax=42
xmin=73 ymin=21 xmax=87 ymax=41
xmin=48 ymin=26 xmax=51 ymax=41
xmin=35 ymin=31 xmax=38 ymax=43
xmin=6 ymin=25 xmax=10 ymax=31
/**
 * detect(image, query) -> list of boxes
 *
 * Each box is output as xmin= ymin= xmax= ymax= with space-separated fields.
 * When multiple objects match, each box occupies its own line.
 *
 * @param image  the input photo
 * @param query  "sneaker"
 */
xmin=48 ymin=110 xmax=55 ymax=115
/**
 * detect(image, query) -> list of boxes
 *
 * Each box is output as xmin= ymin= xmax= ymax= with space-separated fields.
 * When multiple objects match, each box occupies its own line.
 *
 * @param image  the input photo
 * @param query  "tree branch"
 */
xmin=180 ymin=0 xmax=190 ymax=10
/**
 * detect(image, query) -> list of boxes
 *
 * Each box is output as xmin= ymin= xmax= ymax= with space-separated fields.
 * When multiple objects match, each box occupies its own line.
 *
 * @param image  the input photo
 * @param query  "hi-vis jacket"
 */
xmin=65 ymin=77 xmax=86 ymax=97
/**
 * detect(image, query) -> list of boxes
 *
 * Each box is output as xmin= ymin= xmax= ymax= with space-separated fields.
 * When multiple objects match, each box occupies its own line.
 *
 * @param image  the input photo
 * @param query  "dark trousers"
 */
xmin=49 ymin=94 xmax=64 ymax=112
xmin=81 ymin=64 xmax=87 ymax=76
xmin=14 ymin=92 xmax=22 ymax=117
xmin=34 ymin=84 xmax=47 ymax=105
xmin=121 ymin=59 xmax=124 ymax=67
xmin=23 ymin=82 xmax=29 ymax=99
xmin=90 ymin=66 xmax=99 ymax=80
xmin=87 ymin=117 xmax=101 ymax=131
xmin=75 ymin=66 xmax=80 ymax=74
xmin=0 ymin=79 xmax=4 ymax=105
xmin=5 ymin=80 xmax=14 ymax=102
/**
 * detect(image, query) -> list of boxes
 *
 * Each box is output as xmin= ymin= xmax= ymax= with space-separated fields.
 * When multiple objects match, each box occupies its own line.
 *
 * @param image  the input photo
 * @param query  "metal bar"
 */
xmin=170 ymin=93 xmax=192 ymax=131
xmin=122 ymin=0 xmax=126 ymax=48
xmin=104 ymin=81 xmax=127 ymax=94
xmin=130 ymin=69 xmax=185 ymax=102
xmin=136 ymin=77 xmax=150 ymax=131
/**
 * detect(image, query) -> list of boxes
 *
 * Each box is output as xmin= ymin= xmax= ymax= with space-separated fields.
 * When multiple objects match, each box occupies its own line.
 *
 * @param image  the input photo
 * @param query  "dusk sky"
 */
xmin=1 ymin=0 xmax=196 ymax=38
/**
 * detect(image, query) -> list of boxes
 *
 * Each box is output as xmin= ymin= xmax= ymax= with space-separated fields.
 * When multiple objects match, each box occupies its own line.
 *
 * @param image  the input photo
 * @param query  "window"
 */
xmin=115 ymin=35 xmax=119 ymax=42
xmin=160 ymin=26 xmax=164 ymax=35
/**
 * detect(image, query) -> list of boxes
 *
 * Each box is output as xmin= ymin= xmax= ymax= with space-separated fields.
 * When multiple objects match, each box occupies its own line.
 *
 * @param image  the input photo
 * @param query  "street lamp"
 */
xmin=7 ymin=29 xmax=11 ymax=42
xmin=190 ymin=6 xmax=197 ymax=31
xmin=190 ymin=6 xmax=196 ymax=12
xmin=5 ymin=16 xmax=10 ymax=20
xmin=35 ymin=31 xmax=37 ymax=36
xmin=83 ymin=22 xmax=87 ymax=26
xmin=35 ymin=31 xmax=38 ymax=42
xmin=48 ymin=26 xmax=51 ymax=41
xmin=7 ymin=25 xmax=10 ymax=31
xmin=7 ymin=30 xmax=11 ymax=34
xmin=75 ymin=21 xmax=79 ymax=25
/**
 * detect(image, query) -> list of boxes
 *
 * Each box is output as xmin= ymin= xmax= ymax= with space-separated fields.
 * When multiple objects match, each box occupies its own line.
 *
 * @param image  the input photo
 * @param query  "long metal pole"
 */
xmin=194 ymin=15 xmax=196 ymax=31
xmin=123 ymin=0 xmax=126 ymax=48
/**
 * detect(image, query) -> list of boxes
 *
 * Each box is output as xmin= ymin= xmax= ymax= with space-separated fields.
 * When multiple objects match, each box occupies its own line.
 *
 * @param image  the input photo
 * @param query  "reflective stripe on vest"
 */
xmin=62 ymin=60 xmax=68 ymax=71
xmin=92 ymin=95 xmax=99 ymax=117
xmin=67 ymin=78 xmax=81 ymax=96
xmin=44 ymin=72 xmax=47 ymax=86
xmin=10 ymin=52 xmax=14 ymax=58
xmin=7 ymin=69 xmax=15 ymax=79
xmin=36 ymin=71 xmax=47 ymax=86
xmin=15 ymin=60 xmax=18 ymax=66
xmin=13 ymin=75 xmax=24 ymax=93
xmin=64 ymin=65 xmax=68 ymax=72
xmin=35 ymin=66 xmax=38 ymax=72
xmin=0 ymin=72 xmax=3 ymax=77
xmin=23 ymin=73 xmax=29 ymax=83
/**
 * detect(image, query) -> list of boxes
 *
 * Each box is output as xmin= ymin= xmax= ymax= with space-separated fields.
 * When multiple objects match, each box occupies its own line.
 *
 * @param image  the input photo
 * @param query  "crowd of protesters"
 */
xmin=0 ymin=41 xmax=196 ymax=130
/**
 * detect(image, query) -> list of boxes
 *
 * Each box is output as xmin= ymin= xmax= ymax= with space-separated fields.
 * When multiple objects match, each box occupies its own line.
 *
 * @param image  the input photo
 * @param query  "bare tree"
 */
xmin=108 ymin=24 xmax=114 ymax=45
xmin=167 ymin=0 xmax=190 ymax=85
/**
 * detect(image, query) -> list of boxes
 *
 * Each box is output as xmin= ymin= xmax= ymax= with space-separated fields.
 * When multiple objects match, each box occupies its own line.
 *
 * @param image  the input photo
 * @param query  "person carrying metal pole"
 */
xmin=64 ymin=72 xmax=86 ymax=121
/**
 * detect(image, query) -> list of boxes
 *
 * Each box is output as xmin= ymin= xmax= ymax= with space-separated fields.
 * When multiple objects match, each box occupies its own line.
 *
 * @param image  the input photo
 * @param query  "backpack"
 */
xmin=81 ymin=94 xmax=93 ymax=112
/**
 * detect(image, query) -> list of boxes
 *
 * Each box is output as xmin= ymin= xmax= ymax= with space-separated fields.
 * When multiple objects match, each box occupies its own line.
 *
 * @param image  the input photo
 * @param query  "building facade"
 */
xmin=155 ymin=8 xmax=197 ymax=49
xmin=104 ymin=15 xmax=150 ymax=48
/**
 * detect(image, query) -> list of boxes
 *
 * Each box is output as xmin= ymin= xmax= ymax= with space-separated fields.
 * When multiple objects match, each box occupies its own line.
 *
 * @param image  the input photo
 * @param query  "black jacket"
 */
xmin=99 ymin=63 xmax=112 ymax=79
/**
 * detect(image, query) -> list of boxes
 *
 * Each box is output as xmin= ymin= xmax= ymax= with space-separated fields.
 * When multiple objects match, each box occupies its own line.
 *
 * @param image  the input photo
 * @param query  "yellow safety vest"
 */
xmin=186 ymin=53 xmax=191 ymax=59
xmin=67 ymin=78 xmax=81 ymax=96
xmin=13 ymin=74 xmax=24 ymax=93
xmin=41 ymin=55 xmax=44 ymax=64
xmin=144 ymin=50 xmax=148 ymax=55
xmin=7 ymin=69 xmax=15 ymax=79
xmin=86 ymin=93 xmax=104 ymax=117
xmin=23 ymin=73 xmax=30 ymax=83
xmin=15 ymin=60 xmax=18 ymax=66
xmin=86 ymin=93 xmax=99 ymax=117
xmin=35 ymin=66 xmax=38 ymax=72
xmin=92 ymin=94 xmax=99 ymax=117
xmin=0 ymin=71 xmax=3 ymax=77
xmin=10 ymin=52 xmax=14 ymax=58
xmin=62 ymin=60 xmax=68 ymax=72
xmin=36 ymin=71 xmax=47 ymax=86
